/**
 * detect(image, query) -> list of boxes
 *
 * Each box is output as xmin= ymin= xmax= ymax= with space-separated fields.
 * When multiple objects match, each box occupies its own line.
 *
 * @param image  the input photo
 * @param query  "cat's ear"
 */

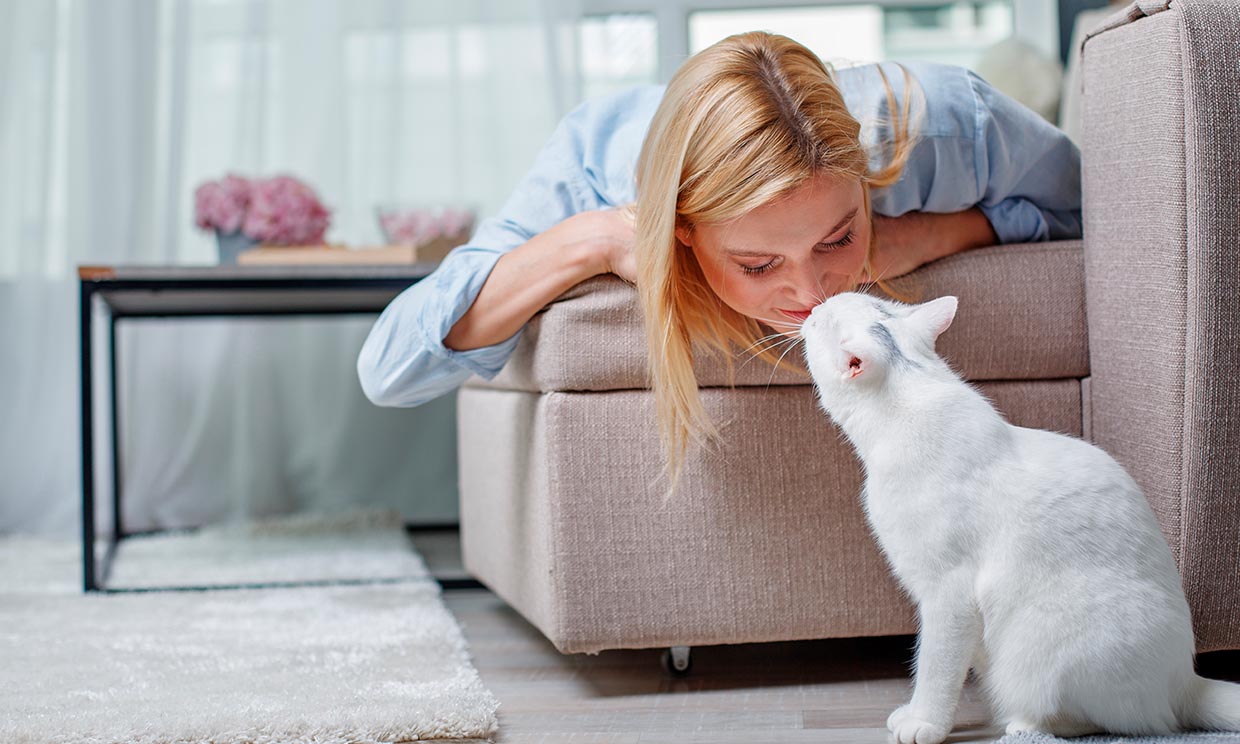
xmin=843 ymin=349 xmax=863 ymax=381
xmin=839 ymin=345 xmax=868 ymax=381
xmin=909 ymin=296 xmax=957 ymax=345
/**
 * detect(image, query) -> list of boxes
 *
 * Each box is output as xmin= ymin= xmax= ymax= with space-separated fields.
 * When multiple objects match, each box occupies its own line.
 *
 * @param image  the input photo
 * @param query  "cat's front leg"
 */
xmin=889 ymin=579 xmax=982 ymax=744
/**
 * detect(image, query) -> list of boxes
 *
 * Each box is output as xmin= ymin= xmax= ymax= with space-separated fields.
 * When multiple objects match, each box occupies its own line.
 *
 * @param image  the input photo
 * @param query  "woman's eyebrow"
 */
xmin=821 ymin=207 xmax=859 ymax=240
xmin=723 ymin=207 xmax=859 ymax=257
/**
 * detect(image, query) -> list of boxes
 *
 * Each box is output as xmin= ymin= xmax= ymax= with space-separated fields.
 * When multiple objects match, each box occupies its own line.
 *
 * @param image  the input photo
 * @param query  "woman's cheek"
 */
xmin=725 ymin=275 xmax=771 ymax=320
xmin=835 ymin=239 xmax=869 ymax=283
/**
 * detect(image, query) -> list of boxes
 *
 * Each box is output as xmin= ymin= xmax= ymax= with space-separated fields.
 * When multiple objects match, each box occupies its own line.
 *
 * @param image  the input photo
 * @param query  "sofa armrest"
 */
xmin=1081 ymin=0 xmax=1240 ymax=651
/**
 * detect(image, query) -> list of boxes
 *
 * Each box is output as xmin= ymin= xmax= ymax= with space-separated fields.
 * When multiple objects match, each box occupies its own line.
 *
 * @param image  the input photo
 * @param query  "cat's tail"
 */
xmin=1179 ymin=675 xmax=1240 ymax=731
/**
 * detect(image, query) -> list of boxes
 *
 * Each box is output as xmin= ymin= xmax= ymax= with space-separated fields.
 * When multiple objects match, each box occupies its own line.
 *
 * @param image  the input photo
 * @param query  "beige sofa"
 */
xmin=456 ymin=0 xmax=1240 ymax=660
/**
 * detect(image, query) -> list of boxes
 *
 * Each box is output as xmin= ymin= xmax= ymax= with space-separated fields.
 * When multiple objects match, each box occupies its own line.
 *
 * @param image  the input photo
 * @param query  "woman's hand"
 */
xmin=443 ymin=206 xmax=638 ymax=351
xmin=602 ymin=206 xmax=638 ymax=284
xmin=865 ymin=208 xmax=998 ymax=282
xmin=867 ymin=214 xmax=931 ymax=282
xmin=565 ymin=206 xmax=637 ymax=284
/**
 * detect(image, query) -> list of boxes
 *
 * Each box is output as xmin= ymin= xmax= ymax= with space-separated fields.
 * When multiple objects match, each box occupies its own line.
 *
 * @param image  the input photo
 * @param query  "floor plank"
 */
xmin=443 ymin=589 xmax=1006 ymax=743
xmin=432 ymin=534 xmax=1240 ymax=743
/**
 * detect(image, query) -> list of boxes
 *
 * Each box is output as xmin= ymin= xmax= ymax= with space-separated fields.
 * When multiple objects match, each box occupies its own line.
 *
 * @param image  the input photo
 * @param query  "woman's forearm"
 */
xmin=889 ymin=207 xmax=997 ymax=261
xmin=442 ymin=211 xmax=628 ymax=351
xmin=935 ymin=206 xmax=998 ymax=258
xmin=870 ymin=207 xmax=999 ymax=280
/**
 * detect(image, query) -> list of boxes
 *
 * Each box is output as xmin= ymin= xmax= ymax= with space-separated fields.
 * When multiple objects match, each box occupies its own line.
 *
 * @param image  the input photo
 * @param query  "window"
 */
xmin=583 ymin=0 xmax=1051 ymax=81
xmin=691 ymin=3 xmax=1014 ymax=71
xmin=579 ymin=14 xmax=659 ymax=99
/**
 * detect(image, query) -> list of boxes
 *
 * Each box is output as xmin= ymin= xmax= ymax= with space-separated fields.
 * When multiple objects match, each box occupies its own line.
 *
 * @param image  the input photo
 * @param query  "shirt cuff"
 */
xmin=420 ymin=322 xmax=524 ymax=380
xmin=977 ymin=197 xmax=1051 ymax=244
xmin=419 ymin=245 xmax=524 ymax=380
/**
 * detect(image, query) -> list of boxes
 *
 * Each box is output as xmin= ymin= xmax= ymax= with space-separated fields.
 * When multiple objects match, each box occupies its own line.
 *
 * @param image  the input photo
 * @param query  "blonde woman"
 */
xmin=358 ymin=32 xmax=1081 ymax=481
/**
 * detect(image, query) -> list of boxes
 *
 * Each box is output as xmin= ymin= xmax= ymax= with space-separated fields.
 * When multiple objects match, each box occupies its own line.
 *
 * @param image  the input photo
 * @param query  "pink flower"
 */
xmin=194 ymin=173 xmax=331 ymax=245
xmin=194 ymin=174 xmax=251 ymax=234
xmin=242 ymin=176 xmax=331 ymax=245
xmin=379 ymin=207 xmax=474 ymax=246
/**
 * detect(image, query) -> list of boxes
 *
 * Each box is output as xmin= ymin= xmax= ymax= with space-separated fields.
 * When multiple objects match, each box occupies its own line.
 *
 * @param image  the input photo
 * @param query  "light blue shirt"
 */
xmin=358 ymin=61 xmax=1082 ymax=408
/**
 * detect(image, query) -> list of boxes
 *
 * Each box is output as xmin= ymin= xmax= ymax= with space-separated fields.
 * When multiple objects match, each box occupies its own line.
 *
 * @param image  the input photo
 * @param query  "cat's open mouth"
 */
xmin=848 ymin=355 xmax=862 ymax=372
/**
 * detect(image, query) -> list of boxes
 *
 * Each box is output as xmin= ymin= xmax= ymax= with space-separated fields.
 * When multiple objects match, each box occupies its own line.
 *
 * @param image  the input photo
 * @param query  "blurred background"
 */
xmin=0 ymin=0 xmax=1116 ymax=536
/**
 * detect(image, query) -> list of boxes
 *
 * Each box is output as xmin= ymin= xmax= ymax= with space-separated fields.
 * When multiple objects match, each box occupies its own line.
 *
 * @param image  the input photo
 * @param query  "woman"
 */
xmin=358 ymin=32 xmax=1081 ymax=483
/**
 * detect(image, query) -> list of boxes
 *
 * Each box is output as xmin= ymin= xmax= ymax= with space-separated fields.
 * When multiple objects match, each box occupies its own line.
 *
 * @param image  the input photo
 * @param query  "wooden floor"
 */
xmin=414 ymin=531 xmax=1240 ymax=744
xmin=444 ymin=589 xmax=1005 ymax=744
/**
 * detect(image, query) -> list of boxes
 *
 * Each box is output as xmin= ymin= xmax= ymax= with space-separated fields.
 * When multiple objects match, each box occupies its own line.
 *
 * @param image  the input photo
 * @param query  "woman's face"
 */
xmin=677 ymin=172 xmax=869 ymax=327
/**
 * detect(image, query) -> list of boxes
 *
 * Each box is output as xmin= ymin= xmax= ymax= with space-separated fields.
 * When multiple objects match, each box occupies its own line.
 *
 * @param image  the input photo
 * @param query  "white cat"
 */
xmin=799 ymin=292 xmax=1240 ymax=744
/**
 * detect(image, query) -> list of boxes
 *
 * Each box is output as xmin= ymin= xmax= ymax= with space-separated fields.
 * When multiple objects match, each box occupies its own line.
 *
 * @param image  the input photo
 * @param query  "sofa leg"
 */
xmin=662 ymin=646 xmax=692 ymax=676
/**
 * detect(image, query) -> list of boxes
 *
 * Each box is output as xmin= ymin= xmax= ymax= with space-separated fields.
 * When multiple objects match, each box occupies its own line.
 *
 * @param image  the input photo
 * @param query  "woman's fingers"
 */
xmin=605 ymin=206 xmax=638 ymax=284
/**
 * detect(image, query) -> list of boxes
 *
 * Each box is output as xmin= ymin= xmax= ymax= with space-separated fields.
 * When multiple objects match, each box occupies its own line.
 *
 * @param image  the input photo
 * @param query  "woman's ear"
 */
xmin=674 ymin=222 xmax=694 ymax=248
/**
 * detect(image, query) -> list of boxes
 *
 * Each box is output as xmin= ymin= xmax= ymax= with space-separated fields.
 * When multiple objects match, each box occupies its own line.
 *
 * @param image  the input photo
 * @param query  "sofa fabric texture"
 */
xmin=1082 ymin=0 xmax=1240 ymax=652
xmin=457 ymin=0 xmax=1240 ymax=657
xmin=459 ymin=380 xmax=1083 ymax=654
xmin=479 ymin=240 xmax=1087 ymax=394
xmin=461 ymin=240 xmax=1090 ymax=653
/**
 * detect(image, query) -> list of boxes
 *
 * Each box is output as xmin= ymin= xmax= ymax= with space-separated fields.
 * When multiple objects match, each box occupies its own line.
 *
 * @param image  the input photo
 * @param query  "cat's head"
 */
xmin=800 ymin=292 xmax=958 ymax=398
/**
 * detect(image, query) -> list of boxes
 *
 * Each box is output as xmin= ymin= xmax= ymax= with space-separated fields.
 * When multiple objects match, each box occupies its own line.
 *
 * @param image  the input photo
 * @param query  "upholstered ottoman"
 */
xmin=457 ymin=240 xmax=1088 ymax=656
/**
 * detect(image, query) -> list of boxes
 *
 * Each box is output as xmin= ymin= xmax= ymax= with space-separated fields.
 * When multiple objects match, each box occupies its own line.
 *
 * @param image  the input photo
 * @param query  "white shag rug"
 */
xmin=999 ymin=730 xmax=1240 ymax=743
xmin=0 ymin=511 xmax=499 ymax=744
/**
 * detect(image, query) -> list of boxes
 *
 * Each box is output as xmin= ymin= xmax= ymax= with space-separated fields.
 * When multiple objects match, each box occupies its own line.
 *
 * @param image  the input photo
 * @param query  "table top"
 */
xmin=79 ymin=263 xmax=439 ymax=282
xmin=78 ymin=263 xmax=438 ymax=317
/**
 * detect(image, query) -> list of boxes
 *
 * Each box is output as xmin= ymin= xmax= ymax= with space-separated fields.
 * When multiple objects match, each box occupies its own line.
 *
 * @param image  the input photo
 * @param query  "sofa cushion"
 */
xmin=473 ymin=239 xmax=1087 ymax=393
xmin=459 ymin=378 xmax=1084 ymax=653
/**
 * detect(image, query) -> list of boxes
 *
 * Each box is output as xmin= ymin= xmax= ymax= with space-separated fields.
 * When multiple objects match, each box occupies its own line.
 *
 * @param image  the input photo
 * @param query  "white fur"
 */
xmin=800 ymin=292 xmax=1240 ymax=744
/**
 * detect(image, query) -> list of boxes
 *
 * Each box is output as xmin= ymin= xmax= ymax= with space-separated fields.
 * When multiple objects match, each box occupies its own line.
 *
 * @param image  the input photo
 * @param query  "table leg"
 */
xmin=110 ymin=316 xmax=123 ymax=544
xmin=80 ymin=282 xmax=97 ymax=592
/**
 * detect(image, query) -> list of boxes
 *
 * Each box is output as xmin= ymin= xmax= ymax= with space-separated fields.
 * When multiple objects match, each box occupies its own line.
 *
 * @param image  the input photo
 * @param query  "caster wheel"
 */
xmin=661 ymin=646 xmax=692 ymax=676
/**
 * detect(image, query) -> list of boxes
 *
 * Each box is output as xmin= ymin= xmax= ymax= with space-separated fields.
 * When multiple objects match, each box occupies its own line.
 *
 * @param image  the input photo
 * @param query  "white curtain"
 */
xmin=0 ymin=0 xmax=582 ymax=535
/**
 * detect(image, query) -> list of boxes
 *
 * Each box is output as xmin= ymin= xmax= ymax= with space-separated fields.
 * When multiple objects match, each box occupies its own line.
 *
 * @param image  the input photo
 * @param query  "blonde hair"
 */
xmin=634 ymin=31 xmax=922 ymax=489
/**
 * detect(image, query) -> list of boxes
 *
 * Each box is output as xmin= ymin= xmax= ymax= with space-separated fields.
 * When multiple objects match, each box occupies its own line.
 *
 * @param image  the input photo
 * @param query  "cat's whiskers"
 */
xmin=856 ymin=264 xmax=893 ymax=296
xmin=745 ymin=333 xmax=801 ymax=361
xmin=752 ymin=314 xmax=802 ymax=331
xmin=740 ymin=329 xmax=801 ymax=355
xmin=739 ymin=334 xmax=803 ymax=373
xmin=764 ymin=334 xmax=806 ymax=389
xmin=813 ymin=272 xmax=830 ymax=306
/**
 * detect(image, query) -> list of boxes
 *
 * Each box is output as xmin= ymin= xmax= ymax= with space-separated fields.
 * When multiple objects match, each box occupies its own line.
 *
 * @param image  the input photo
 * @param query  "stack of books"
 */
xmin=237 ymin=236 xmax=458 ymax=266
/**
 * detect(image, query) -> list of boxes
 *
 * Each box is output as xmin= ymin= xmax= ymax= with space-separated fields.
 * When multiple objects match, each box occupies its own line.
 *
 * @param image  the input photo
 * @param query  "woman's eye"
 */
xmin=818 ymin=230 xmax=855 ymax=251
xmin=740 ymin=260 xmax=776 ymax=275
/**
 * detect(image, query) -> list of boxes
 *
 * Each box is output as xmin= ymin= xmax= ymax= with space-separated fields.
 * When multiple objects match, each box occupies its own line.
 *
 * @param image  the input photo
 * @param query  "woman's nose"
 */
xmin=789 ymin=263 xmax=834 ymax=304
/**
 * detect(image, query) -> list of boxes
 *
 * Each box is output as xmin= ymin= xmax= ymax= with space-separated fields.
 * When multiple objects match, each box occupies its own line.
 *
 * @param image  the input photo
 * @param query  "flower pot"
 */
xmin=215 ymin=230 xmax=259 ymax=265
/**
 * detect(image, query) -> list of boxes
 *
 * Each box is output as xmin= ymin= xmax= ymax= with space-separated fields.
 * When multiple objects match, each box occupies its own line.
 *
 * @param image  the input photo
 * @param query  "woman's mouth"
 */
xmin=779 ymin=308 xmax=814 ymax=323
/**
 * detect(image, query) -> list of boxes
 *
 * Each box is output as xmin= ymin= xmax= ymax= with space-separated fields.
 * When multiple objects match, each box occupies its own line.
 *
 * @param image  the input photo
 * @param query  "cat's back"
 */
xmin=994 ymin=424 xmax=1174 ymax=576
xmin=1010 ymin=425 xmax=1126 ymax=480
xmin=978 ymin=423 xmax=1191 ymax=677
xmin=1003 ymin=425 xmax=1140 ymax=515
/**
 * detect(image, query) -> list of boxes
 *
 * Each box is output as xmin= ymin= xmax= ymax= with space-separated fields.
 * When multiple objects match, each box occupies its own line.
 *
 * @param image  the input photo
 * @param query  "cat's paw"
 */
xmin=1005 ymin=717 xmax=1102 ymax=738
xmin=1004 ymin=720 xmax=1038 ymax=735
xmin=887 ymin=705 xmax=914 ymax=731
xmin=887 ymin=705 xmax=950 ymax=744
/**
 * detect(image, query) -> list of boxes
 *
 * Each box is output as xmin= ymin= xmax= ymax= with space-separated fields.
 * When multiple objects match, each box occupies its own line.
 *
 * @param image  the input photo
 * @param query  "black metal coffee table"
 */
xmin=77 ymin=263 xmax=438 ymax=592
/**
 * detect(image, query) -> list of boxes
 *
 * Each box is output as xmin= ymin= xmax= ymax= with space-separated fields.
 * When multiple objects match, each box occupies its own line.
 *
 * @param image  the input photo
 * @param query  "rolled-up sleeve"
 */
xmin=357 ymin=111 xmax=594 ymax=408
xmin=969 ymin=70 xmax=1082 ymax=243
xmin=356 ymin=247 xmax=521 ymax=408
